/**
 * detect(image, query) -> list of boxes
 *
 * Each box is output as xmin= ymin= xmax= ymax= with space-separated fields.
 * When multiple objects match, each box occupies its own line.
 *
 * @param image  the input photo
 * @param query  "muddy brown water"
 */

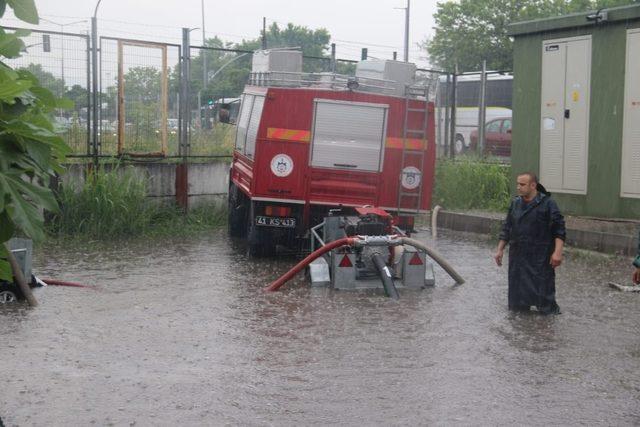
xmin=1 ymin=229 xmax=639 ymax=426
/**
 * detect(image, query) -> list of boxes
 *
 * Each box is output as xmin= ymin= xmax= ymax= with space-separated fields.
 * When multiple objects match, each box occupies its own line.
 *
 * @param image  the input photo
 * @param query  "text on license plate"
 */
xmin=255 ymin=216 xmax=296 ymax=228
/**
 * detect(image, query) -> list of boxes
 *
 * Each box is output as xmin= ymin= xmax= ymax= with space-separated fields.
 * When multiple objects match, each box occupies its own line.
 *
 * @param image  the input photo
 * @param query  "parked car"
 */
xmin=469 ymin=117 xmax=512 ymax=157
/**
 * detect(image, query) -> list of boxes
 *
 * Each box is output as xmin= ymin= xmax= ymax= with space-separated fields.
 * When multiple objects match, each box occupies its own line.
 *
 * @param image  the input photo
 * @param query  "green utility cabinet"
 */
xmin=508 ymin=4 xmax=640 ymax=219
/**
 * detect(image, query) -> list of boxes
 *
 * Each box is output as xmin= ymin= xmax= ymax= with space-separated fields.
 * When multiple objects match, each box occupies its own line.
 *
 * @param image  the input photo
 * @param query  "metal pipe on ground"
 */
xmin=371 ymin=251 xmax=399 ymax=300
xmin=431 ymin=205 xmax=441 ymax=239
xmin=399 ymin=237 xmax=465 ymax=285
xmin=4 ymin=243 xmax=37 ymax=307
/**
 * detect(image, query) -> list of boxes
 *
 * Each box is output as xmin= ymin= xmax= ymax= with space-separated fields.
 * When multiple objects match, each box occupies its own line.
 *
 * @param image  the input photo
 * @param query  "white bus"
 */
xmin=436 ymin=73 xmax=513 ymax=154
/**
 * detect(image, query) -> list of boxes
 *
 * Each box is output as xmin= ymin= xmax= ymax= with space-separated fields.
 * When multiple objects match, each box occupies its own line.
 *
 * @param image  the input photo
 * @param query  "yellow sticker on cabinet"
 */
xmin=572 ymin=91 xmax=580 ymax=102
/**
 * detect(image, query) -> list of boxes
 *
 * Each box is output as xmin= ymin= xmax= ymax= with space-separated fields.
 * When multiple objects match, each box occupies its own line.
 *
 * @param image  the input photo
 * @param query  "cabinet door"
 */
xmin=621 ymin=30 xmax=640 ymax=198
xmin=540 ymin=41 xmax=567 ymax=191
xmin=540 ymin=36 xmax=591 ymax=194
xmin=562 ymin=38 xmax=591 ymax=193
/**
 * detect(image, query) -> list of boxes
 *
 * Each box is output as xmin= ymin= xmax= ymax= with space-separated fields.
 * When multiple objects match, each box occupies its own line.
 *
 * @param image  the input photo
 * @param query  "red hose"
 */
xmin=265 ymin=237 xmax=357 ymax=292
xmin=41 ymin=278 xmax=94 ymax=289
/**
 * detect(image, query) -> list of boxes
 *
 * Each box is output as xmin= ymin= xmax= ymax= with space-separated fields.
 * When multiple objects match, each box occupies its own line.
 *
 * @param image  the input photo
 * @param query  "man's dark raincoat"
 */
xmin=499 ymin=190 xmax=566 ymax=311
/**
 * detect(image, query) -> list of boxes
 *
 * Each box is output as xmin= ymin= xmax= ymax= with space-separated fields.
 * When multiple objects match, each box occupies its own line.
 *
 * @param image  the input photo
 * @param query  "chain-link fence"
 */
xmin=2 ymin=27 xmax=91 ymax=155
xmin=6 ymin=24 xmax=461 ymax=161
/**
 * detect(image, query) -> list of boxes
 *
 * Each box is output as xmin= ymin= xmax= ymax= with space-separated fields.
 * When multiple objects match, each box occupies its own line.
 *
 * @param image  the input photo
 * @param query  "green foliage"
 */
xmin=50 ymin=165 xmax=226 ymax=239
xmin=425 ymin=0 xmax=639 ymax=72
xmin=178 ymin=22 xmax=333 ymax=106
xmin=0 ymin=0 xmax=71 ymax=280
xmin=433 ymin=158 xmax=512 ymax=211
xmin=124 ymin=66 xmax=161 ymax=104
xmin=18 ymin=63 xmax=65 ymax=97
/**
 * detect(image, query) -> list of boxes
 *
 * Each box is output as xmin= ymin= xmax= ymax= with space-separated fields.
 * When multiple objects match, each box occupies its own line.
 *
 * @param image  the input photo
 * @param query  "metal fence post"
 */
xmin=86 ymin=34 xmax=91 ymax=157
xmin=449 ymin=69 xmax=457 ymax=160
xmin=180 ymin=28 xmax=191 ymax=159
xmin=176 ymin=28 xmax=191 ymax=211
xmin=91 ymin=16 xmax=99 ymax=166
xmin=330 ymin=43 xmax=336 ymax=73
xmin=443 ymin=73 xmax=450 ymax=157
xmin=478 ymin=59 xmax=487 ymax=155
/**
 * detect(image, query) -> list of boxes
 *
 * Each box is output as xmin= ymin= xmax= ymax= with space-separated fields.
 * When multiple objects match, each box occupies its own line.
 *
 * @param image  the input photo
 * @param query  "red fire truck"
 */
xmin=228 ymin=52 xmax=436 ymax=256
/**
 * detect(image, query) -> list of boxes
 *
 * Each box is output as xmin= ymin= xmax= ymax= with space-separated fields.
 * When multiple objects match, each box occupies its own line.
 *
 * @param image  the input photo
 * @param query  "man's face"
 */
xmin=516 ymin=175 xmax=536 ymax=199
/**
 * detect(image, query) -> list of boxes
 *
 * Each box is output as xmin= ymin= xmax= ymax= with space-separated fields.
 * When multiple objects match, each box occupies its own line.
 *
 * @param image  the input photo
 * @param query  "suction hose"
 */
xmin=399 ymin=237 xmax=465 ymax=285
xmin=370 ymin=251 xmax=399 ymax=300
xmin=265 ymin=237 xmax=357 ymax=292
xmin=41 ymin=278 xmax=94 ymax=289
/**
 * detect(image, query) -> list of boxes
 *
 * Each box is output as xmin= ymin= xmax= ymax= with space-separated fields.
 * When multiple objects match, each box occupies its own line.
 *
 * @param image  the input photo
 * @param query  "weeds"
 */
xmin=61 ymin=123 xmax=236 ymax=158
xmin=49 ymin=165 xmax=226 ymax=240
xmin=433 ymin=157 xmax=511 ymax=212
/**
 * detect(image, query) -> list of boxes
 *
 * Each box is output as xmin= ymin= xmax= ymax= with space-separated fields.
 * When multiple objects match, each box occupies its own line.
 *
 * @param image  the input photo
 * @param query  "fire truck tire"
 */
xmin=0 ymin=281 xmax=21 ymax=304
xmin=228 ymin=182 xmax=248 ymax=238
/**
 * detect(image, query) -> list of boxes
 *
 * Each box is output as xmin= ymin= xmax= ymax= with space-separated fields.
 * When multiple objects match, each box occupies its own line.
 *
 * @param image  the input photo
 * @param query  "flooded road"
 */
xmin=1 ymin=229 xmax=639 ymax=426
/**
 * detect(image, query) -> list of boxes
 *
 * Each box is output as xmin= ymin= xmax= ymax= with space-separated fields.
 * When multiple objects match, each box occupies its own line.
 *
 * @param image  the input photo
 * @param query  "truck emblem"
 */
xmin=401 ymin=166 xmax=421 ymax=190
xmin=270 ymin=154 xmax=294 ymax=177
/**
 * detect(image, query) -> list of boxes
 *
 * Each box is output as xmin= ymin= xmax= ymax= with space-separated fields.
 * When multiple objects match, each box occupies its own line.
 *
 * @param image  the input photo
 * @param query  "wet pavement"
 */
xmin=1 ymin=229 xmax=639 ymax=426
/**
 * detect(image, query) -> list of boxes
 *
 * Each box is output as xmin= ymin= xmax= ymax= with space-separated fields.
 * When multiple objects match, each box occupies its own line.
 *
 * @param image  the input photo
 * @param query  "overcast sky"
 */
xmin=2 ymin=0 xmax=440 ymax=65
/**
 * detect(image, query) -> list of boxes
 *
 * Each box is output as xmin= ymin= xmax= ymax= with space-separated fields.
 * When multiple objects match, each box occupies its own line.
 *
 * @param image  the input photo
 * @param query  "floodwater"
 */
xmin=1 ymin=229 xmax=639 ymax=426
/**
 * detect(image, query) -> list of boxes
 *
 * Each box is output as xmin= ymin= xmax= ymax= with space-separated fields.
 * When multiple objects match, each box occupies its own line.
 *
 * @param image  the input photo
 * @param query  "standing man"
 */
xmin=633 ymin=229 xmax=640 ymax=285
xmin=494 ymin=172 xmax=566 ymax=314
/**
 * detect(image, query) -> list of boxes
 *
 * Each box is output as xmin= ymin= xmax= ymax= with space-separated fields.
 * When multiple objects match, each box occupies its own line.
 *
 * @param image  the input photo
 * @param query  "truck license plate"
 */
xmin=255 ymin=216 xmax=296 ymax=228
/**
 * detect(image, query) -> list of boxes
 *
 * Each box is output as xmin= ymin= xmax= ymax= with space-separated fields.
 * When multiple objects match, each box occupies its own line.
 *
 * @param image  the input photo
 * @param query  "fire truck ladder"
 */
xmin=397 ymin=85 xmax=429 ymax=216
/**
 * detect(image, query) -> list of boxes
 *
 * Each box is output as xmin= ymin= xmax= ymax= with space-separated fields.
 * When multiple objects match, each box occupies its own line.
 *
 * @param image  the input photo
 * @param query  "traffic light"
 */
xmin=42 ymin=35 xmax=50 ymax=52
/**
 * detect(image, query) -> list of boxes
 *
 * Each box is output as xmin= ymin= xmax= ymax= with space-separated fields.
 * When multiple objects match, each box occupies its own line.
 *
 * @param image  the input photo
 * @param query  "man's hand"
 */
xmin=550 ymin=251 xmax=563 ymax=268
xmin=494 ymin=249 xmax=504 ymax=267
xmin=633 ymin=268 xmax=640 ymax=285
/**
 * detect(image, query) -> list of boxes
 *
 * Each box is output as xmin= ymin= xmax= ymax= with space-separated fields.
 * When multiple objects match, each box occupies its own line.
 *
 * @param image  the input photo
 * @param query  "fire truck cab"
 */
xmin=228 ymin=50 xmax=436 ymax=256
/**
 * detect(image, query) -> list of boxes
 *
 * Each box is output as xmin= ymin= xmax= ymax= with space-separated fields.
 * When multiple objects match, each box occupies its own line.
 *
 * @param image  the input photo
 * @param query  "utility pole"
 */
xmin=404 ymin=0 xmax=410 ymax=62
xmin=201 ymin=0 xmax=206 ymax=81
xmin=201 ymin=0 xmax=206 ymax=121
xmin=262 ymin=17 xmax=267 ymax=50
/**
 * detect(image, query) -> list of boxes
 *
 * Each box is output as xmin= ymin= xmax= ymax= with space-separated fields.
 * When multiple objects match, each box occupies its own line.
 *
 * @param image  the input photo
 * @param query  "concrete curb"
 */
xmin=435 ymin=211 xmax=639 ymax=256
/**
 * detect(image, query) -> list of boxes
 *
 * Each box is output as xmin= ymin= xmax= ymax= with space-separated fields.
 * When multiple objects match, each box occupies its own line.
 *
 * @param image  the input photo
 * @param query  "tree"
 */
xmin=18 ymin=63 xmax=65 ymax=97
xmin=124 ymin=66 xmax=161 ymax=104
xmin=236 ymin=23 xmax=331 ymax=72
xmin=425 ymin=0 xmax=638 ymax=72
xmin=64 ymin=84 xmax=88 ymax=114
xmin=0 ymin=0 xmax=71 ymax=282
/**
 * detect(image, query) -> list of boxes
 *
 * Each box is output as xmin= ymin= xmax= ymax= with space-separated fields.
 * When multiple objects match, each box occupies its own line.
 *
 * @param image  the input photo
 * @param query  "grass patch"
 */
xmin=433 ymin=157 xmax=511 ymax=212
xmin=49 ymin=165 xmax=227 ymax=240
xmin=64 ymin=123 xmax=236 ymax=158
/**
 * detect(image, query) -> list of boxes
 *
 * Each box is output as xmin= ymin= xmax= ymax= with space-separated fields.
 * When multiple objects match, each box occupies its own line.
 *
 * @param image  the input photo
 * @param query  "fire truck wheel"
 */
xmin=0 ymin=282 xmax=20 ymax=304
xmin=228 ymin=183 xmax=248 ymax=238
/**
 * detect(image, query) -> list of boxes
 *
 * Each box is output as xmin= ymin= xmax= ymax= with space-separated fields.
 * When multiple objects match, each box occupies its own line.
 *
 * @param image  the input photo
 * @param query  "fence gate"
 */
xmin=115 ymin=40 xmax=169 ymax=156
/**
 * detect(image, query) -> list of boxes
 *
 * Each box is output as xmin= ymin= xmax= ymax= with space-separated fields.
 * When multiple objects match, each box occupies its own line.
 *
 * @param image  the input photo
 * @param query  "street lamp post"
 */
xmin=404 ymin=0 xmax=410 ymax=62
xmin=394 ymin=0 xmax=410 ymax=62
